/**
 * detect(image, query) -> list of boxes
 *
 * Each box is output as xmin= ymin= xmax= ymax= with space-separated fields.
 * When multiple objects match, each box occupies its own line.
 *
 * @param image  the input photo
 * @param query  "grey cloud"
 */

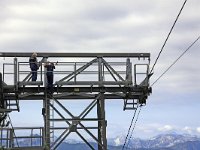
xmin=81 ymin=4 xmax=130 ymax=21
xmin=0 ymin=0 xmax=199 ymax=63
xmin=0 ymin=0 xmax=200 ymax=139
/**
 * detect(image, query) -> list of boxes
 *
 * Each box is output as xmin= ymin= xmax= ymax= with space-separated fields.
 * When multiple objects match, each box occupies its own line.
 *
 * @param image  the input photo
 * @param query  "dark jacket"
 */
xmin=29 ymin=56 xmax=38 ymax=70
xmin=45 ymin=64 xmax=55 ymax=76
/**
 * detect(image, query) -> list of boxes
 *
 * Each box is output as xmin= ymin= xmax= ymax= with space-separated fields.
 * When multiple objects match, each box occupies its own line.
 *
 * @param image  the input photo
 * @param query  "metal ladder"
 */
xmin=49 ymin=97 xmax=55 ymax=144
xmin=6 ymin=99 xmax=20 ymax=112
xmin=123 ymin=99 xmax=139 ymax=110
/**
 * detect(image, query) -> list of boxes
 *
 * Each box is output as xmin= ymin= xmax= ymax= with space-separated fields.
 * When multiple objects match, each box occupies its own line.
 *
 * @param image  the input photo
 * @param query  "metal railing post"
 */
xmin=9 ymin=128 xmax=14 ymax=148
xmin=14 ymin=58 xmax=18 ymax=90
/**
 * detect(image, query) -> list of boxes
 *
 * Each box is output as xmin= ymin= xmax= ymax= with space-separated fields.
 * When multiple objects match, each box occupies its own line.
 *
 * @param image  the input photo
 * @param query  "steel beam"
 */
xmin=0 ymin=52 xmax=150 ymax=58
xmin=4 ymin=94 xmax=143 ymax=100
xmin=3 ymin=86 xmax=144 ymax=93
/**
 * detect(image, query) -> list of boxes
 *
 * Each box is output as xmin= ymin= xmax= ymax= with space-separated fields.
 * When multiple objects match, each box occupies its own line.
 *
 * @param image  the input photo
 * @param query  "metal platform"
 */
xmin=0 ymin=53 xmax=152 ymax=150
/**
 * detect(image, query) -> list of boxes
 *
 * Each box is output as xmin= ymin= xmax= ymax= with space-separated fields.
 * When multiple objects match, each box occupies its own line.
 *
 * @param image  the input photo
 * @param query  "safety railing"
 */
xmin=17 ymin=61 xmax=129 ymax=86
xmin=3 ymin=63 xmax=15 ymax=85
xmin=0 ymin=127 xmax=44 ymax=148
xmin=134 ymin=64 xmax=149 ymax=86
xmin=2 ymin=58 xmax=150 ymax=88
xmin=17 ymin=62 xmax=43 ymax=87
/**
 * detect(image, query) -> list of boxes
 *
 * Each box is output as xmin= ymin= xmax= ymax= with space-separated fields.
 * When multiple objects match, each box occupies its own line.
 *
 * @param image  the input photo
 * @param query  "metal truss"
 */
xmin=0 ymin=53 xmax=152 ymax=150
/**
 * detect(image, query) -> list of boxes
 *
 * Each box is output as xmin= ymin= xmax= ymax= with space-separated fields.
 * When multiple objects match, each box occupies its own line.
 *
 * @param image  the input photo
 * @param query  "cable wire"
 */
xmin=125 ymin=106 xmax=142 ymax=149
xmin=151 ymin=36 xmax=200 ymax=86
xmin=150 ymin=0 xmax=188 ymax=74
xmin=122 ymin=106 xmax=138 ymax=150
xmin=122 ymin=1 xmax=189 ymax=149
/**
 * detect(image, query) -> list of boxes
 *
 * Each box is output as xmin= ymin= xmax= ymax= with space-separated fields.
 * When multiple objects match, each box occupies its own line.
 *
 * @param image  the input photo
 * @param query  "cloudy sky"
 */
xmin=0 ymin=0 xmax=200 ymax=140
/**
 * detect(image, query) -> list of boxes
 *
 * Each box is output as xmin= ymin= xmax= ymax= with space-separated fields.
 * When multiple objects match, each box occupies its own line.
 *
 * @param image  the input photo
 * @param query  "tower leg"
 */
xmin=97 ymin=93 xmax=107 ymax=150
xmin=43 ymin=57 xmax=51 ymax=149
xmin=44 ymin=95 xmax=50 ymax=149
xmin=97 ymin=57 xmax=107 ymax=150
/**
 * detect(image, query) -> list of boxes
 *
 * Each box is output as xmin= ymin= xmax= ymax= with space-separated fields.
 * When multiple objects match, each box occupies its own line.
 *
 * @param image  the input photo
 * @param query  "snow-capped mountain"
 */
xmin=2 ymin=133 xmax=200 ymax=150
xmin=108 ymin=133 xmax=200 ymax=149
xmin=58 ymin=133 xmax=200 ymax=150
xmin=147 ymin=133 xmax=199 ymax=148
xmin=64 ymin=138 xmax=82 ymax=144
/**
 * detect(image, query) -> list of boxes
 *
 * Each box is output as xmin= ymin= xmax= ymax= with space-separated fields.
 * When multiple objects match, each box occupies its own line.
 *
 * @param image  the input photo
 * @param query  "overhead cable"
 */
xmin=122 ymin=106 xmax=138 ymax=150
xmin=126 ymin=106 xmax=142 ymax=149
xmin=150 ymin=0 xmax=188 ymax=74
xmin=151 ymin=36 xmax=200 ymax=86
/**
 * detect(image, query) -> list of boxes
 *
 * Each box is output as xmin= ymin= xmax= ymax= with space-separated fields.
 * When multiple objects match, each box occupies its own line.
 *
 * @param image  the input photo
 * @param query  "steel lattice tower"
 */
xmin=0 ymin=52 xmax=152 ymax=150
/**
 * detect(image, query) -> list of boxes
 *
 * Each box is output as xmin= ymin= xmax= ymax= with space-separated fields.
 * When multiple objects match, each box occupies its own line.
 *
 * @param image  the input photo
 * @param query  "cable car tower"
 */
xmin=0 ymin=52 xmax=152 ymax=150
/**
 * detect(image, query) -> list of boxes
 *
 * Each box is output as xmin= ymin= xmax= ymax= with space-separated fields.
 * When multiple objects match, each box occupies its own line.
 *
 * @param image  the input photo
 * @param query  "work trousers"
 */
xmin=31 ymin=68 xmax=37 ymax=81
xmin=47 ymin=74 xmax=53 ymax=93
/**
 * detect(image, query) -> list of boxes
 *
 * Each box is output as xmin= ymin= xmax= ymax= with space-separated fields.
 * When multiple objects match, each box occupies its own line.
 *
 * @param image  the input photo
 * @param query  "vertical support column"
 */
xmin=42 ymin=127 xmax=45 ymax=147
xmin=74 ymin=62 xmax=77 ymax=83
xmin=0 ymin=73 xmax=4 ymax=127
xmin=14 ymin=57 xmax=20 ymax=111
xmin=43 ymin=57 xmax=50 ymax=149
xmin=99 ymin=93 xmax=107 ymax=150
xmin=97 ymin=57 xmax=107 ymax=150
xmin=14 ymin=58 xmax=18 ymax=91
xmin=97 ymin=98 xmax=101 ymax=150
xmin=0 ymin=73 xmax=6 ymax=125
xmin=0 ymin=73 xmax=3 ymax=108
xmin=9 ymin=128 xmax=14 ymax=148
xmin=0 ymin=128 xmax=2 ymax=147
xmin=126 ymin=58 xmax=132 ymax=85
xmin=0 ymin=73 xmax=2 ymax=93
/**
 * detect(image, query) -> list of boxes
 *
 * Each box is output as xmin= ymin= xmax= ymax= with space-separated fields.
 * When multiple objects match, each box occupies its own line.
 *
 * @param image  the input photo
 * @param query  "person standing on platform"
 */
xmin=29 ymin=52 xmax=39 ymax=81
xmin=44 ymin=61 xmax=56 ymax=94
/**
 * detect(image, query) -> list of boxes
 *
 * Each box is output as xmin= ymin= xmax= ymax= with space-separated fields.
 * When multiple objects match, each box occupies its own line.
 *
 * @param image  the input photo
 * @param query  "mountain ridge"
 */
xmin=1 ymin=133 xmax=200 ymax=150
xmin=57 ymin=133 xmax=200 ymax=150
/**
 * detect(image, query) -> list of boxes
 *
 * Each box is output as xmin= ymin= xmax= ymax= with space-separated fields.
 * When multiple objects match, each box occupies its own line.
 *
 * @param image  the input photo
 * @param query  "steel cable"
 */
xmin=150 ymin=0 xmax=188 ymax=74
xmin=151 ymin=36 xmax=200 ymax=86
xmin=122 ymin=105 xmax=139 ymax=150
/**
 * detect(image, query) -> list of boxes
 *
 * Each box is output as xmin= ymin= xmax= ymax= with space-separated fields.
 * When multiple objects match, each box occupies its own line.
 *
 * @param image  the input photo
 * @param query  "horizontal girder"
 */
xmin=4 ymin=94 xmax=143 ymax=100
xmin=3 ymin=86 xmax=145 ymax=93
xmin=0 ymin=52 xmax=150 ymax=58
